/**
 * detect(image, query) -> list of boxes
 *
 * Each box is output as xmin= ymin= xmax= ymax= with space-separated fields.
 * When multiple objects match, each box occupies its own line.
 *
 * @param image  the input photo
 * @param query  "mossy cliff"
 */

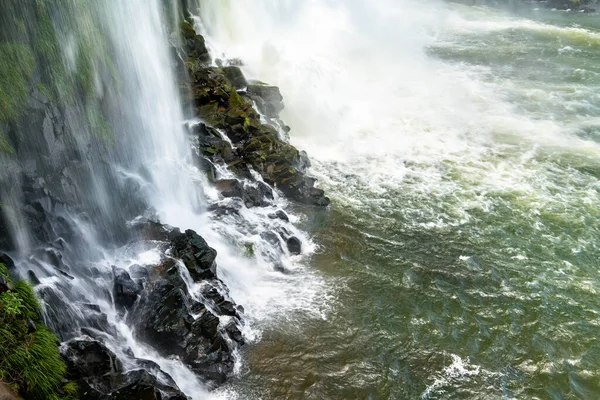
xmin=0 ymin=263 xmax=76 ymax=400
xmin=179 ymin=21 xmax=330 ymax=207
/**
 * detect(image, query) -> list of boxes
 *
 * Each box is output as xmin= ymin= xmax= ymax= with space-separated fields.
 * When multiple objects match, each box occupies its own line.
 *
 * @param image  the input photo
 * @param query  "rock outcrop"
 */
xmin=179 ymin=21 xmax=330 ymax=207
xmin=62 ymin=339 xmax=189 ymax=399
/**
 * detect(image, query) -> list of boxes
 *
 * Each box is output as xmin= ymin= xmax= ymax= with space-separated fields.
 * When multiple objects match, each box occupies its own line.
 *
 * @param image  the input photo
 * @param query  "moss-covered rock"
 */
xmin=179 ymin=22 xmax=329 ymax=206
xmin=0 ymin=263 xmax=75 ymax=400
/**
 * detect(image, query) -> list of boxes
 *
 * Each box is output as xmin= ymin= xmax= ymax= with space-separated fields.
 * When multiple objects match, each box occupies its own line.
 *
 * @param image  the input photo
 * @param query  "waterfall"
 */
xmin=0 ymin=0 xmax=327 ymax=398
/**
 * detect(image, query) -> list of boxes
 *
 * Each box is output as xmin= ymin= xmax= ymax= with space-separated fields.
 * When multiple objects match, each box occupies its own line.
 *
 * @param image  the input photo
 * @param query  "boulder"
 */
xmin=268 ymin=210 xmax=289 ymax=222
xmin=127 ymin=259 xmax=242 ymax=384
xmin=221 ymin=66 xmax=247 ymax=89
xmin=113 ymin=267 xmax=141 ymax=311
xmin=286 ymin=236 xmax=302 ymax=255
xmin=171 ymin=229 xmax=217 ymax=281
xmin=247 ymin=83 xmax=284 ymax=118
xmin=215 ymin=179 xmax=244 ymax=199
xmin=62 ymin=339 xmax=188 ymax=399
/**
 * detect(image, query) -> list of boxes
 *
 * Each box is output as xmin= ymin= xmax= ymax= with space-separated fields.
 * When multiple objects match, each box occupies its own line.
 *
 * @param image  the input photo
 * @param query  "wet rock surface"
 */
xmin=180 ymin=22 xmax=330 ymax=208
xmin=62 ymin=338 xmax=189 ymax=399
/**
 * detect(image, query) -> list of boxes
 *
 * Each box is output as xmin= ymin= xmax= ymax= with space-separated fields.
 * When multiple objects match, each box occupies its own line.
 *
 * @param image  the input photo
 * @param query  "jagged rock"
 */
xmin=247 ymin=83 xmax=284 ymax=118
xmin=179 ymin=23 xmax=329 ymax=207
xmin=181 ymin=21 xmax=210 ymax=65
xmin=128 ymin=219 xmax=182 ymax=243
xmin=27 ymin=270 xmax=40 ymax=285
xmin=268 ymin=210 xmax=289 ymax=222
xmin=202 ymin=286 xmax=238 ymax=317
xmin=172 ymin=229 xmax=217 ymax=281
xmin=221 ymin=66 xmax=248 ymax=89
xmin=128 ymin=259 xmax=242 ymax=385
xmin=260 ymin=231 xmax=283 ymax=254
xmin=0 ymin=210 xmax=14 ymax=251
xmin=113 ymin=267 xmax=141 ymax=311
xmin=62 ymin=339 xmax=188 ymax=399
xmin=111 ymin=369 xmax=188 ymax=400
xmin=215 ymin=179 xmax=244 ymax=199
xmin=0 ymin=253 xmax=15 ymax=271
xmin=286 ymin=236 xmax=302 ymax=255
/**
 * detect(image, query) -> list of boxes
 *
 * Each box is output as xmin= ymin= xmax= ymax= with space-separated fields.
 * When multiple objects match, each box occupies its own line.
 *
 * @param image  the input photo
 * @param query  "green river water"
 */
xmin=199 ymin=2 xmax=600 ymax=399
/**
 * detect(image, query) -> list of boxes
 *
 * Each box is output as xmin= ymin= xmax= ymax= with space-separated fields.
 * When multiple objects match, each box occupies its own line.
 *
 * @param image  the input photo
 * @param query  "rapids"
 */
xmin=195 ymin=0 xmax=600 ymax=398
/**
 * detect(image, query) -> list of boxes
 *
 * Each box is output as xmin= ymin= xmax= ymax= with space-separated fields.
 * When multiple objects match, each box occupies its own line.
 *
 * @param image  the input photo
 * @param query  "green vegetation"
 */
xmin=0 ymin=264 xmax=75 ymax=400
xmin=0 ymin=44 xmax=35 ymax=124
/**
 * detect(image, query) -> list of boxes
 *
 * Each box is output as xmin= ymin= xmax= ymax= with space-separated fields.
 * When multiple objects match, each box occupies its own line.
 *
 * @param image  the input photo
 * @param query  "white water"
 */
xmin=0 ymin=0 xmax=331 ymax=398
xmin=194 ymin=0 xmax=600 ymax=217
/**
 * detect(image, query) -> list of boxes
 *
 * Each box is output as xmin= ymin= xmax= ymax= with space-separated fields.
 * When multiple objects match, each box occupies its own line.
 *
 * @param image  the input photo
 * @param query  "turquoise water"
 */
xmin=198 ymin=2 xmax=600 ymax=398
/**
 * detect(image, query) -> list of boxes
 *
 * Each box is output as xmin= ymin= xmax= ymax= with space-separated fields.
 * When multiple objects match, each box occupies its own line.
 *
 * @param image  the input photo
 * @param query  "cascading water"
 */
xmin=0 ymin=0 xmax=326 ymax=398
xmin=196 ymin=0 xmax=600 ymax=398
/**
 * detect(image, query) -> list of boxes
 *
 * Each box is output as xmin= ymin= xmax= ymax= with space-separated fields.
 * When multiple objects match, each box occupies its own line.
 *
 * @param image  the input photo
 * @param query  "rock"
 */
xmin=215 ymin=179 xmax=244 ymax=199
xmin=27 ymin=270 xmax=40 ymax=285
xmin=181 ymin=21 xmax=210 ymax=65
xmin=180 ymin=21 xmax=329 ymax=208
xmin=128 ymin=219 xmax=181 ymax=243
xmin=128 ymin=259 xmax=239 ymax=384
xmin=129 ymin=264 xmax=149 ymax=280
xmin=268 ymin=210 xmax=289 ymax=222
xmin=62 ymin=339 xmax=123 ymax=385
xmin=221 ymin=66 xmax=247 ymax=89
xmin=202 ymin=286 xmax=238 ymax=317
xmin=113 ymin=267 xmax=141 ymax=311
xmin=110 ymin=369 xmax=188 ymax=400
xmin=0 ymin=210 xmax=15 ymax=251
xmin=260 ymin=231 xmax=283 ymax=254
xmin=81 ymin=303 xmax=101 ymax=313
xmin=63 ymin=339 xmax=187 ymax=399
xmin=247 ymin=83 xmax=284 ymax=118
xmin=171 ymin=229 xmax=217 ymax=281
xmin=0 ymin=253 xmax=15 ymax=271
xmin=286 ymin=236 xmax=302 ymax=255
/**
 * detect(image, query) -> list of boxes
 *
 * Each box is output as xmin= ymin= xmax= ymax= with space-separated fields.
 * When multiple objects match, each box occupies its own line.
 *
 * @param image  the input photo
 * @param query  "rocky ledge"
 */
xmin=178 ymin=21 xmax=330 ymax=207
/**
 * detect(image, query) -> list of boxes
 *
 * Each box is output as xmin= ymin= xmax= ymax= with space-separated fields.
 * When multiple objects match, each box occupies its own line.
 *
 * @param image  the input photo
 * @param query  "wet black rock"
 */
xmin=113 ymin=267 xmax=141 ymax=311
xmin=202 ymin=285 xmax=239 ymax=317
xmin=260 ymin=231 xmax=283 ymax=254
xmin=180 ymin=22 xmax=330 ymax=208
xmin=62 ymin=338 xmax=188 ymax=399
xmin=0 ymin=252 xmax=15 ymax=271
xmin=286 ymin=236 xmax=302 ymax=255
xmin=268 ymin=210 xmax=290 ymax=222
xmin=27 ymin=270 xmax=40 ymax=285
xmin=172 ymin=229 xmax=217 ymax=281
xmin=128 ymin=259 xmax=242 ymax=385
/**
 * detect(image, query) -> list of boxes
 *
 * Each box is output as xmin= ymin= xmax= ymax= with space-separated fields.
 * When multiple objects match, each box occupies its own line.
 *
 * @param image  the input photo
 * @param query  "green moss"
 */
xmin=0 ymin=264 xmax=73 ymax=400
xmin=86 ymin=106 xmax=114 ymax=144
xmin=0 ymin=127 xmax=14 ymax=154
xmin=0 ymin=43 xmax=35 ymax=123
xmin=242 ymin=242 xmax=255 ymax=258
